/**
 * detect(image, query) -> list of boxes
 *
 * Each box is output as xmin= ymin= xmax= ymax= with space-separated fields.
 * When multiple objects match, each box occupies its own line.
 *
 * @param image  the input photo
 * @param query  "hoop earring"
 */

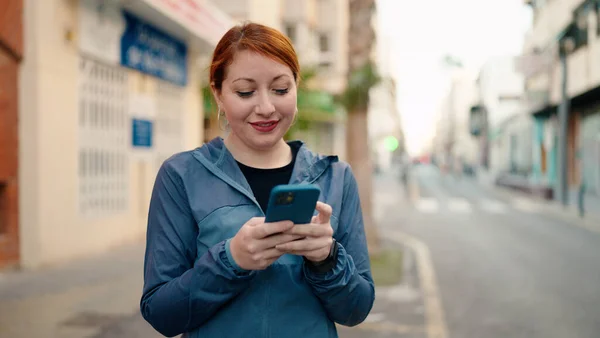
xmin=217 ymin=107 xmax=229 ymax=131
xmin=291 ymin=107 xmax=298 ymax=126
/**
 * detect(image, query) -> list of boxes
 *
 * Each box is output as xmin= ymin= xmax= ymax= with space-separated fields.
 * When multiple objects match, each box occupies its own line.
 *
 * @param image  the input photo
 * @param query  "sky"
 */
xmin=376 ymin=0 xmax=533 ymax=155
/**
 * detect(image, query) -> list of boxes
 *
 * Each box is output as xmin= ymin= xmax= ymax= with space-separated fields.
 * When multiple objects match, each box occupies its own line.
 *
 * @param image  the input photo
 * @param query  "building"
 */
xmin=450 ymin=70 xmax=480 ymax=174
xmin=521 ymin=0 xmax=600 ymax=205
xmin=468 ymin=56 xmax=528 ymax=184
xmin=211 ymin=0 xmax=349 ymax=158
xmin=368 ymin=15 xmax=403 ymax=173
xmin=0 ymin=0 xmax=234 ymax=269
xmin=433 ymin=68 xmax=479 ymax=174
xmin=0 ymin=0 xmax=22 ymax=268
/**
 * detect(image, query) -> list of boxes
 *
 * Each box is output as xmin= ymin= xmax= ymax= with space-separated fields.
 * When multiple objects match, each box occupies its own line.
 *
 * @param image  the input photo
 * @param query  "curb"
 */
xmin=387 ymin=231 xmax=449 ymax=338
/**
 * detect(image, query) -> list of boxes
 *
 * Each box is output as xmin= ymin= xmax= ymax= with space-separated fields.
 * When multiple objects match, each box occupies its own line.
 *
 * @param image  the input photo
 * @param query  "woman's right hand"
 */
xmin=229 ymin=217 xmax=301 ymax=270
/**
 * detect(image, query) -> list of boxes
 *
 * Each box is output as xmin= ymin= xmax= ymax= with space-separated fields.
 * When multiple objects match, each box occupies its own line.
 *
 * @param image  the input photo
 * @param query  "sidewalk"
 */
xmin=0 ymin=241 xmax=160 ymax=338
xmin=482 ymin=180 xmax=600 ymax=234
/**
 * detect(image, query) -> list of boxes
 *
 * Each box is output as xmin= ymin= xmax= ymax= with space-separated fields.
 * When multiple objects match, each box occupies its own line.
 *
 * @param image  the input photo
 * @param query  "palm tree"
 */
xmin=341 ymin=0 xmax=380 ymax=253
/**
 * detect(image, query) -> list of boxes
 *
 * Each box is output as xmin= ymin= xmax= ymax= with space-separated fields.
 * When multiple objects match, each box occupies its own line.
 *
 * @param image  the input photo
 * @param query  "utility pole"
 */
xmin=557 ymin=47 xmax=570 ymax=206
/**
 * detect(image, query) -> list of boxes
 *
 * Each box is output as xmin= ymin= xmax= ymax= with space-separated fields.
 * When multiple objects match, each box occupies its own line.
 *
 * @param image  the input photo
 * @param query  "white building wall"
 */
xmin=526 ymin=0 xmax=585 ymax=49
xmin=479 ymin=56 xmax=525 ymax=129
xmin=478 ymin=56 xmax=527 ymax=178
xmin=247 ymin=0 xmax=283 ymax=31
xmin=18 ymin=0 xmax=213 ymax=268
xmin=368 ymin=8 xmax=401 ymax=172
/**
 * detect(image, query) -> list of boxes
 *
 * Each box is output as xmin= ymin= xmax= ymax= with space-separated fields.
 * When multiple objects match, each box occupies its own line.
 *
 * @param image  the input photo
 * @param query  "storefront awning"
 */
xmin=124 ymin=0 xmax=234 ymax=48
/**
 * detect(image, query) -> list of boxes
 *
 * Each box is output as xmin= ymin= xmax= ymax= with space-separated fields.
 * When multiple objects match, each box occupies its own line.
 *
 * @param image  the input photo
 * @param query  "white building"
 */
xmin=476 ymin=56 xmax=528 ymax=180
xmin=521 ymin=0 xmax=600 ymax=200
xmin=368 ymin=17 xmax=403 ymax=172
xmin=432 ymin=68 xmax=479 ymax=173
xmin=10 ymin=0 xmax=233 ymax=269
xmin=212 ymin=0 xmax=349 ymax=159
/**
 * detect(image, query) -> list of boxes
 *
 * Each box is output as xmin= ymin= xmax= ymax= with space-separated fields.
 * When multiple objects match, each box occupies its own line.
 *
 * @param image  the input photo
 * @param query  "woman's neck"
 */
xmin=224 ymin=135 xmax=292 ymax=169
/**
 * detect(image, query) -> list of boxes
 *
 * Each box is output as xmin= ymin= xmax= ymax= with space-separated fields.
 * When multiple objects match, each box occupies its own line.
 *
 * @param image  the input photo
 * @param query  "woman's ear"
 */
xmin=211 ymin=82 xmax=223 ymax=108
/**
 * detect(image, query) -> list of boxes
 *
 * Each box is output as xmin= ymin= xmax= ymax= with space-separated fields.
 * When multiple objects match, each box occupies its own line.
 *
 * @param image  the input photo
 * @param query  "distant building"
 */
xmin=521 ymin=0 xmax=600 ymax=202
xmin=368 ymin=15 xmax=403 ymax=172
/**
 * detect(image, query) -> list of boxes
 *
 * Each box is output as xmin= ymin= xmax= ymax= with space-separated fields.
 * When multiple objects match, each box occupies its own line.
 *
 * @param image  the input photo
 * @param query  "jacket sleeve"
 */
xmin=303 ymin=165 xmax=375 ymax=326
xmin=140 ymin=161 xmax=256 ymax=337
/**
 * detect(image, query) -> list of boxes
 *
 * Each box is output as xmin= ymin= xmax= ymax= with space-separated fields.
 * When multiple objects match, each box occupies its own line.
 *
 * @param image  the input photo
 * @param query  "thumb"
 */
xmin=315 ymin=202 xmax=332 ymax=224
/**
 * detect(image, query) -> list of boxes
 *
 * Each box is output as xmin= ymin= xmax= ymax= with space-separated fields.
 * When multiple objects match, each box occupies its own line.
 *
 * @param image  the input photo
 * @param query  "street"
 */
xmin=372 ymin=164 xmax=600 ymax=338
xmin=2 ymin=165 xmax=600 ymax=338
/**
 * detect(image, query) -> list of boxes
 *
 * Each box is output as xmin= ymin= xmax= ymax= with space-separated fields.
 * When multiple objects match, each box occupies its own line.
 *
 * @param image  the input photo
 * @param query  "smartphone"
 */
xmin=265 ymin=184 xmax=321 ymax=224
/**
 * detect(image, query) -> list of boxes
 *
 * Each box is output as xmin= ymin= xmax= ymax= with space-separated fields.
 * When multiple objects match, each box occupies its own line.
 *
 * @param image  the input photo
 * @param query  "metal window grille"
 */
xmin=155 ymin=80 xmax=184 ymax=170
xmin=78 ymin=57 xmax=129 ymax=218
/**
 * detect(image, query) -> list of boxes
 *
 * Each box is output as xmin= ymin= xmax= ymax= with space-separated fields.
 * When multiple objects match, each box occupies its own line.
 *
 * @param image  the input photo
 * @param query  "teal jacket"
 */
xmin=141 ymin=138 xmax=375 ymax=337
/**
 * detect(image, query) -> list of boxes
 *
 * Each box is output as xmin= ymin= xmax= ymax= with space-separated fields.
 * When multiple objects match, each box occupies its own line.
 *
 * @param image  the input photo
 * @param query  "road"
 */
xmin=376 ymin=164 xmax=600 ymax=338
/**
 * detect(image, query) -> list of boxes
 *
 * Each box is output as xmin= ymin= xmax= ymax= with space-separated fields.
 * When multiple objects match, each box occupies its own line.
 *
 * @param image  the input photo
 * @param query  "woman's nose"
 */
xmin=255 ymin=92 xmax=275 ymax=116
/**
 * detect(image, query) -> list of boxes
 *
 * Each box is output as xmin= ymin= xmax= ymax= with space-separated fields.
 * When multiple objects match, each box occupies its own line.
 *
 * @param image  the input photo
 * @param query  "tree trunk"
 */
xmin=346 ymin=109 xmax=380 ymax=254
xmin=346 ymin=0 xmax=379 ymax=253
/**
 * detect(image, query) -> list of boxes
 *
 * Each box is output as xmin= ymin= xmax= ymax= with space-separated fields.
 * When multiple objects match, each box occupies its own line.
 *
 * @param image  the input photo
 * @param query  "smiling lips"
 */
xmin=249 ymin=120 xmax=279 ymax=132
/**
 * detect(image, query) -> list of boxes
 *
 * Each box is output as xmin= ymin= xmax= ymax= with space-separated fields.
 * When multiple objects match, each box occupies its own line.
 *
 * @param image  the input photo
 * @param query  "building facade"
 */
xmin=433 ymin=68 xmax=479 ymax=174
xmin=368 ymin=11 xmax=403 ymax=173
xmin=522 ymin=0 xmax=600 ymax=203
xmin=473 ymin=56 xmax=527 ymax=181
xmin=3 ymin=0 xmax=233 ymax=269
xmin=0 ymin=0 xmax=22 ymax=268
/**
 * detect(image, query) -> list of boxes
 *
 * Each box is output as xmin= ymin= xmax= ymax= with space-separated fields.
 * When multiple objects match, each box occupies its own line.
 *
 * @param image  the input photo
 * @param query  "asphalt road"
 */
xmin=379 ymin=165 xmax=600 ymax=338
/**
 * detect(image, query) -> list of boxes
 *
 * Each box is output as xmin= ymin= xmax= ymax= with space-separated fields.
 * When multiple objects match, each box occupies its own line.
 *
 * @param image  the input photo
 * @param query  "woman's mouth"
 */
xmin=249 ymin=120 xmax=279 ymax=133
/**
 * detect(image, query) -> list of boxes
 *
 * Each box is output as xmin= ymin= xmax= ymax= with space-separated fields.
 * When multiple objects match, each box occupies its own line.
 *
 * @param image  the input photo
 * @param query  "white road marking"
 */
xmin=447 ymin=198 xmax=472 ymax=213
xmin=511 ymin=197 xmax=541 ymax=213
xmin=480 ymin=199 xmax=508 ymax=214
xmin=415 ymin=198 xmax=439 ymax=213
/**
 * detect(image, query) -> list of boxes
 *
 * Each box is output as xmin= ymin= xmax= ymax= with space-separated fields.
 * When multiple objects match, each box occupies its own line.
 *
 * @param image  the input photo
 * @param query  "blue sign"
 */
xmin=132 ymin=118 xmax=153 ymax=148
xmin=121 ymin=11 xmax=187 ymax=86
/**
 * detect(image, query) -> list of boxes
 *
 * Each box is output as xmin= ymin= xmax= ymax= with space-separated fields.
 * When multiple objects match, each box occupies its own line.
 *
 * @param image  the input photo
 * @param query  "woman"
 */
xmin=141 ymin=22 xmax=375 ymax=338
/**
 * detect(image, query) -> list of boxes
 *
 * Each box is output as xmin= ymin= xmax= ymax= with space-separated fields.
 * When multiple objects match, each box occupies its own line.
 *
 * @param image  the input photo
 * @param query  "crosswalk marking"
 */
xmin=511 ymin=197 xmax=541 ymax=213
xmin=447 ymin=198 xmax=472 ymax=213
xmin=480 ymin=199 xmax=509 ymax=213
xmin=410 ymin=197 xmax=523 ymax=215
xmin=415 ymin=198 xmax=439 ymax=213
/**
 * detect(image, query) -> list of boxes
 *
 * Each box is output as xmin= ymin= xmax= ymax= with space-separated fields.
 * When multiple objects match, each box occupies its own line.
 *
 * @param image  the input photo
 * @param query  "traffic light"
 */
xmin=384 ymin=136 xmax=399 ymax=152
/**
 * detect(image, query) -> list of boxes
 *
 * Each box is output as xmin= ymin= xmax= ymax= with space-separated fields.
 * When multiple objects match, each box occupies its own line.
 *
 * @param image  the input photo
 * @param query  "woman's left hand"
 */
xmin=276 ymin=202 xmax=334 ymax=263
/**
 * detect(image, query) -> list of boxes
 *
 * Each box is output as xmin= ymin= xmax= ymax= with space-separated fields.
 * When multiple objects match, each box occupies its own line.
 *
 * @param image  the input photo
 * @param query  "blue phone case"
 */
xmin=265 ymin=184 xmax=321 ymax=224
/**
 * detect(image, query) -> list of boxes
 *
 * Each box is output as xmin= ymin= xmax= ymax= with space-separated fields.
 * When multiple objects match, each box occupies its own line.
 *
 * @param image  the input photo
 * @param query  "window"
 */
xmin=318 ymin=61 xmax=332 ymax=71
xmin=319 ymin=33 xmax=330 ymax=52
xmin=78 ymin=58 xmax=129 ymax=218
xmin=284 ymin=23 xmax=296 ymax=43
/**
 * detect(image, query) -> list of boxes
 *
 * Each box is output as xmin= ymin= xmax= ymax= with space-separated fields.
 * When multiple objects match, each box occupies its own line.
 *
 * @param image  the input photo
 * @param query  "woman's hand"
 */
xmin=276 ymin=202 xmax=334 ymax=263
xmin=229 ymin=217 xmax=303 ymax=270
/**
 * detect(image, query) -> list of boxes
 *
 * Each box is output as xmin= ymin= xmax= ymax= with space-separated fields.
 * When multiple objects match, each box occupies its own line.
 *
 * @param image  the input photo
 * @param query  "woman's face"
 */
xmin=213 ymin=50 xmax=297 ymax=151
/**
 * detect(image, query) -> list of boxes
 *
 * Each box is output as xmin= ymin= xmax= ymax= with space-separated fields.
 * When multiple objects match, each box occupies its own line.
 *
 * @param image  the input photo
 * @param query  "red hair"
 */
xmin=210 ymin=22 xmax=300 ymax=91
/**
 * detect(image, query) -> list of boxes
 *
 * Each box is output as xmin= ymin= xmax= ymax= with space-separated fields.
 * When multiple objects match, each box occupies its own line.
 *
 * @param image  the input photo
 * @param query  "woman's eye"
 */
xmin=274 ymin=88 xmax=289 ymax=95
xmin=236 ymin=91 xmax=254 ymax=98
